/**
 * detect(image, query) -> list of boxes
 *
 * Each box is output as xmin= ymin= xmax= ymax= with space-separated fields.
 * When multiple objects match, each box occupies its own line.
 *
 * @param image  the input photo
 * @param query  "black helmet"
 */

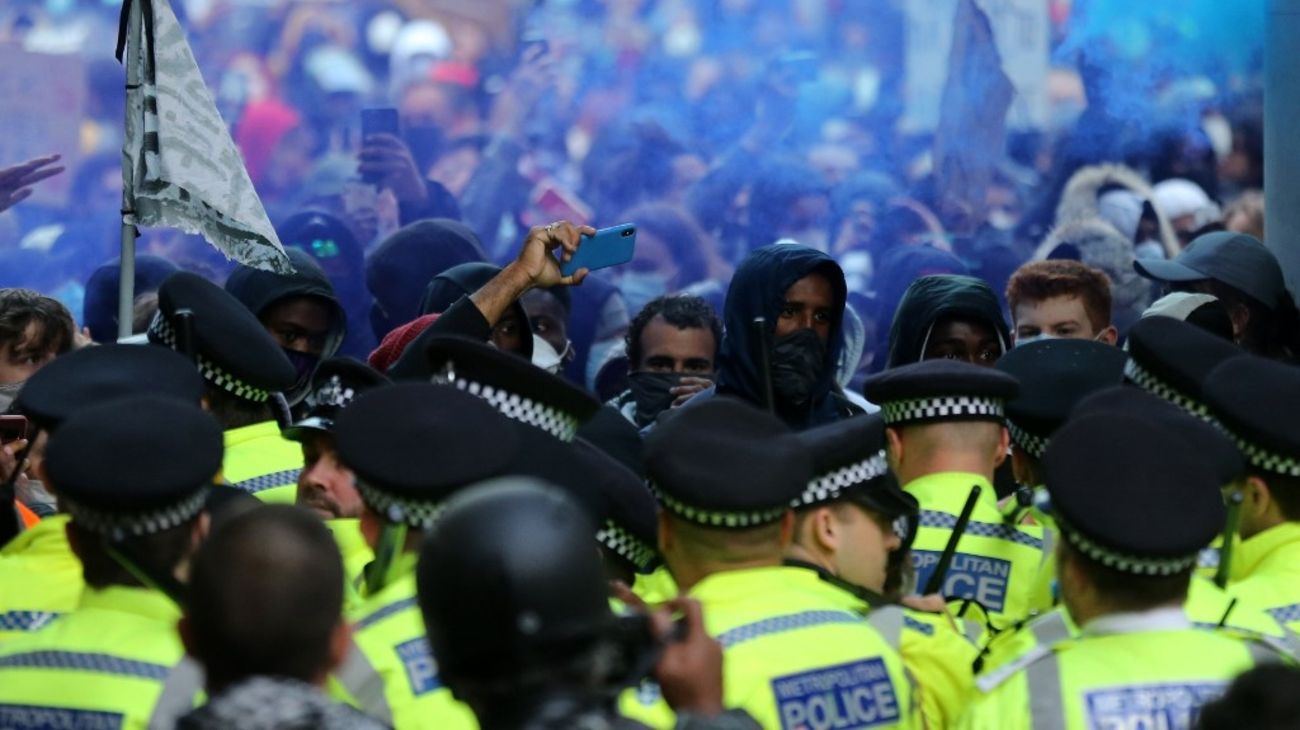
xmin=417 ymin=478 xmax=616 ymax=686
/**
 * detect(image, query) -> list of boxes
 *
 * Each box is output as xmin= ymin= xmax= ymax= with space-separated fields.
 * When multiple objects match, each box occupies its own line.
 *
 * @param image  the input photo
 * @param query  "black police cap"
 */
xmin=425 ymin=335 xmax=599 ymax=442
xmin=46 ymin=396 xmax=221 ymax=540
xmin=417 ymin=478 xmax=614 ymax=683
xmin=996 ymin=339 xmax=1127 ymax=459
xmin=1073 ymin=385 xmax=1244 ymax=488
xmin=1205 ymin=355 xmax=1300 ymax=478
xmin=283 ymin=358 xmax=391 ymax=441
xmin=577 ymin=441 xmax=660 ymax=574
xmin=148 ymin=271 xmax=295 ymax=402
xmin=863 ymin=359 xmax=1019 ymax=427
xmin=15 ymin=344 xmax=204 ymax=432
xmin=334 ymin=383 xmax=520 ymax=528
xmin=577 ymin=405 xmax=646 ymax=479
xmin=1124 ymin=316 xmax=1241 ymax=420
xmin=1043 ymin=413 xmax=1225 ymax=576
xmin=792 ymin=414 xmax=909 ymax=517
xmin=646 ymin=397 xmax=811 ymax=529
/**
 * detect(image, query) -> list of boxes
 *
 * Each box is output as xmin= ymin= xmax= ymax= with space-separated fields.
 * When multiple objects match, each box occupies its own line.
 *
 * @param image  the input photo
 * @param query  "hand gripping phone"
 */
xmin=559 ymin=223 xmax=637 ymax=277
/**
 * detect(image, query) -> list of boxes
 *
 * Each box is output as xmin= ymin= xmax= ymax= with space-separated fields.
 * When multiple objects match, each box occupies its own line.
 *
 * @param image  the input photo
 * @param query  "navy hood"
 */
xmin=885 ymin=274 xmax=1010 ymax=368
xmin=716 ymin=243 xmax=848 ymax=429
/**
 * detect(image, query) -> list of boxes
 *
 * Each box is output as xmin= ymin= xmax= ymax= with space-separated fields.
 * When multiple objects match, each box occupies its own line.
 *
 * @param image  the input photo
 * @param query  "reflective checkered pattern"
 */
xmin=62 ymin=488 xmax=207 ymax=540
xmin=232 ymin=469 xmax=302 ymax=494
xmin=794 ymin=451 xmax=890 ymax=507
xmin=0 ymin=650 xmax=171 ymax=680
xmin=1055 ymin=514 xmax=1197 ymax=576
xmin=148 ymin=313 xmax=272 ymax=402
xmin=880 ymin=395 xmax=1003 ymax=426
xmin=1234 ymin=436 xmax=1300 ymax=477
xmin=1007 ymin=421 xmax=1049 ymax=460
xmin=1267 ymin=603 xmax=1300 ymax=625
xmin=432 ymin=371 xmax=579 ymax=442
xmin=1123 ymin=359 xmax=1213 ymax=421
xmin=650 ymin=482 xmax=789 ymax=529
xmin=919 ymin=509 xmax=1044 ymax=549
xmin=355 ymin=481 xmax=445 ymax=530
xmin=0 ymin=611 xmax=60 ymax=633
xmin=307 ymin=375 xmax=356 ymax=411
xmin=715 ymin=610 xmax=864 ymax=649
xmin=596 ymin=520 xmax=660 ymax=573
xmin=355 ymin=596 xmax=420 ymax=631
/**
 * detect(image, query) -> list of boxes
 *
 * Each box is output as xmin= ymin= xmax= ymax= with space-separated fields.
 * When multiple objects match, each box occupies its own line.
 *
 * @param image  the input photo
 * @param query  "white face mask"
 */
xmin=0 ymin=380 xmax=24 ymax=412
xmin=530 ymin=335 xmax=572 ymax=375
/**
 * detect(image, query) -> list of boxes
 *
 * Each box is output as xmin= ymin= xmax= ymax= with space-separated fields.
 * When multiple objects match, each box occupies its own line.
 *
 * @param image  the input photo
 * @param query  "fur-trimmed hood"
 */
xmin=1054 ymin=163 xmax=1180 ymax=259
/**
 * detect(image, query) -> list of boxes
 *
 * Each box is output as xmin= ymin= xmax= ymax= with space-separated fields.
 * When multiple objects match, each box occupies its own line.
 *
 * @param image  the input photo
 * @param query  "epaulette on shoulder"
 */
xmin=974 ymin=612 xmax=1075 ymax=693
xmin=1199 ymin=623 xmax=1300 ymax=663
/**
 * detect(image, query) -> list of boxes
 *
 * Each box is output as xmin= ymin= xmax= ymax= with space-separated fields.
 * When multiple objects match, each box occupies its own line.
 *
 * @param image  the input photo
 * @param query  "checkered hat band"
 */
xmin=880 ymin=396 xmax=1003 ymax=425
xmin=356 ymin=480 xmax=445 ymax=530
xmin=1123 ymin=359 xmax=1212 ymax=422
xmin=1056 ymin=514 xmax=1198 ymax=576
xmin=596 ymin=519 xmax=660 ymax=572
xmin=1007 ymin=422 xmax=1049 ymax=460
xmin=1234 ymin=435 xmax=1300 ymax=477
xmin=307 ymin=375 xmax=356 ymax=411
xmin=794 ymin=451 xmax=890 ymax=507
xmin=649 ymin=481 xmax=788 ymax=529
xmin=432 ymin=372 xmax=579 ymax=443
xmin=149 ymin=313 xmax=271 ymax=403
xmin=63 ymin=488 xmax=207 ymax=541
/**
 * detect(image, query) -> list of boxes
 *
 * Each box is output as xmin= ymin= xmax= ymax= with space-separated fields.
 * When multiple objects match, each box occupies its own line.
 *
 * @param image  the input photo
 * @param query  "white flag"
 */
xmin=119 ymin=0 xmax=291 ymax=273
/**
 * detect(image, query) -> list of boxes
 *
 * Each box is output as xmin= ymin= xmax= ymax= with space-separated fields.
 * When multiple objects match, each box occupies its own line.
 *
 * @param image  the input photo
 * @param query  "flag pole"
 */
xmin=117 ymin=0 xmax=141 ymax=342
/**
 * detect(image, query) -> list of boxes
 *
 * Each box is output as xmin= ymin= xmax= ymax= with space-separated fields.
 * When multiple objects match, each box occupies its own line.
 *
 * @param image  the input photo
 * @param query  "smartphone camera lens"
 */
xmin=622 ymin=229 xmax=634 ymax=237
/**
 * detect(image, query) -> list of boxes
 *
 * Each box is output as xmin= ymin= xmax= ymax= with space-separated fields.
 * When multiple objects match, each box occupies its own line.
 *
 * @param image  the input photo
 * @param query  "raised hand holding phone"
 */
xmin=558 ymin=223 xmax=638 ymax=277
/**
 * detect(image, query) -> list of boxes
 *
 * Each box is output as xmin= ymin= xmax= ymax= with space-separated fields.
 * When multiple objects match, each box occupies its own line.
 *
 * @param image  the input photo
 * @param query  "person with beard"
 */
xmin=148 ymin=272 xmax=299 ymax=504
xmin=282 ymin=358 xmax=390 ymax=610
xmin=610 ymin=295 xmax=721 ymax=429
xmin=700 ymin=243 xmax=860 ymax=431
xmin=226 ymin=248 xmax=347 ymax=411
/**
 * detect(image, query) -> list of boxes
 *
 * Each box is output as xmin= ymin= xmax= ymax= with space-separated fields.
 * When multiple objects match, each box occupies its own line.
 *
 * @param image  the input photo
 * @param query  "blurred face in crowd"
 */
xmin=777 ymin=273 xmax=835 ymax=343
xmin=0 ymin=322 xmax=58 ymax=384
xmin=923 ymin=317 xmax=1001 ymax=367
xmin=261 ymin=296 xmax=334 ymax=357
xmin=636 ymin=315 xmax=715 ymax=374
xmin=782 ymin=194 xmax=832 ymax=251
xmin=297 ymin=433 xmax=363 ymax=520
xmin=521 ymin=290 xmax=570 ymax=361
xmin=1013 ymin=295 xmax=1117 ymax=345
xmin=628 ymin=228 xmax=682 ymax=290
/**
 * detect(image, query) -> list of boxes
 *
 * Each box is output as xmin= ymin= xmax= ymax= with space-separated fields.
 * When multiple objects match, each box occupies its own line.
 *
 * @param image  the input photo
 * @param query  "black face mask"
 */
xmin=627 ymin=371 xmax=684 ymax=427
xmin=284 ymin=348 xmax=321 ymax=391
xmin=770 ymin=328 xmax=826 ymax=408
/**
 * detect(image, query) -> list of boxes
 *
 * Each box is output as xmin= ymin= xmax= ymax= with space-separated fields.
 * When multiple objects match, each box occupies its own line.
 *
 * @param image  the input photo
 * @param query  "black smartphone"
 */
xmin=360 ymin=108 xmax=400 ymax=185
xmin=0 ymin=415 xmax=29 ymax=444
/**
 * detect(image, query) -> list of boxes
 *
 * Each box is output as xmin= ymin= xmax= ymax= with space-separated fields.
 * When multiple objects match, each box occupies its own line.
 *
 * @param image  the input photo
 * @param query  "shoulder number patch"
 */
xmin=771 ymin=657 xmax=901 ymax=729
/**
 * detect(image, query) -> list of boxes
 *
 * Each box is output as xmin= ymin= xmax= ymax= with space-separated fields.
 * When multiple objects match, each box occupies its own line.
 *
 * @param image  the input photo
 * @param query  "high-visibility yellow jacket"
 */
xmin=222 ymin=421 xmax=303 ymax=504
xmin=0 ymin=514 xmax=83 ymax=643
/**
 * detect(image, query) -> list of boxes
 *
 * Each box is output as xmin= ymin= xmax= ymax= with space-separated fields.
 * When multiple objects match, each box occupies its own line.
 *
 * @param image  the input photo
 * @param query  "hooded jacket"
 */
xmin=277 ymin=210 xmax=373 ymax=359
xmin=1035 ymin=217 xmax=1154 ymax=338
xmin=225 ymin=248 xmax=347 ymax=402
xmin=885 ymin=275 xmax=1010 ymax=369
xmin=83 ymin=255 xmax=178 ymax=343
xmin=365 ymin=219 xmax=487 ymax=340
xmin=715 ymin=244 xmax=855 ymax=430
xmin=1054 ymin=163 xmax=1180 ymax=259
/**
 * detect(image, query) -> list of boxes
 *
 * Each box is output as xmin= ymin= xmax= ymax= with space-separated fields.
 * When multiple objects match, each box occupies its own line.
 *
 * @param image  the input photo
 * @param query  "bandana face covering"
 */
xmin=627 ymin=371 xmax=685 ymax=426
xmin=770 ymin=328 xmax=826 ymax=407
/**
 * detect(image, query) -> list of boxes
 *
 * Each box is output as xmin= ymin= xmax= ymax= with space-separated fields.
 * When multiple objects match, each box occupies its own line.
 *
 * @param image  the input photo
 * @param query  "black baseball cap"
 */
xmin=1134 ymin=232 xmax=1288 ymax=310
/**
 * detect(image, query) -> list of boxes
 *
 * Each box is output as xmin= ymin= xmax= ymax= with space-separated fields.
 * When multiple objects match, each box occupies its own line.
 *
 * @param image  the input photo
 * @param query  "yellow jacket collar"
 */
xmin=902 ymin=472 xmax=997 ymax=509
xmin=1234 ymin=522 xmax=1300 ymax=582
xmin=78 ymin=584 xmax=181 ymax=623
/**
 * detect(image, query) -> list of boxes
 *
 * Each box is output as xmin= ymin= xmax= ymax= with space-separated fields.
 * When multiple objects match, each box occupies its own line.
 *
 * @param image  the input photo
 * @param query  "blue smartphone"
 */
xmin=559 ymin=223 xmax=637 ymax=277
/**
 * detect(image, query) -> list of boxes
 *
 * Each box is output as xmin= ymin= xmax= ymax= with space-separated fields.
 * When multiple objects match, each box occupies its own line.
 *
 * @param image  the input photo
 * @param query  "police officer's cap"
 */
xmin=863 ymin=359 xmax=1019 ymax=427
xmin=792 ymin=414 xmax=910 ymax=518
xmin=1073 ymin=385 xmax=1244 ymax=487
xmin=148 ymin=271 xmax=295 ymax=402
xmin=417 ymin=478 xmax=614 ymax=683
xmin=1205 ymin=355 xmax=1300 ymax=479
xmin=577 ymin=441 xmax=660 ymax=574
xmin=646 ymin=397 xmax=811 ymax=529
xmin=15 ymin=344 xmax=204 ymax=432
xmin=334 ymin=383 xmax=520 ymax=528
xmin=425 ymin=335 xmax=599 ymax=443
xmin=996 ymin=339 xmax=1126 ymax=459
xmin=46 ymin=396 xmax=221 ymax=540
xmin=283 ymin=358 xmax=390 ymax=441
xmin=1043 ymin=413 xmax=1225 ymax=576
xmin=1123 ymin=316 xmax=1240 ymax=420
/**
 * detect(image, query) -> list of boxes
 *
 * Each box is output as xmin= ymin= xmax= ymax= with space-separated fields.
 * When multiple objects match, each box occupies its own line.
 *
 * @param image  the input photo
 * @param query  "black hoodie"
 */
xmin=885 ymin=274 xmax=1010 ymax=369
xmin=715 ymin=244 xmax=857 ymax=430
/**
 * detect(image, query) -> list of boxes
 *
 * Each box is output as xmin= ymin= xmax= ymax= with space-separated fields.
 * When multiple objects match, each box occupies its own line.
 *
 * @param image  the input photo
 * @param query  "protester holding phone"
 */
xmin=356 ymin=108 xmax=461 ymax=227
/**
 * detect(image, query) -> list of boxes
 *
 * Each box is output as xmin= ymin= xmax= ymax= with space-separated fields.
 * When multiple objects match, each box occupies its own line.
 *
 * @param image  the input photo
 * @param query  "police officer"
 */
xmin=281 ymin=357 xmax=389 ymax=608
xmin=1205 ymin=355 xmax=1300 ymax=633
xmin=864 ymin=360 xmax=1047 ymax=630
xmin=994 ymin=339 xmax=1126 ymax=529
xmin=0 ymin=396 xmax=218 ymax=726
xmin=787 ymin=413 xmax=980 ymax=729
xmin=1122 ymin=315 xmax=1241 ymax=422
xmin=623 ymin=398 xmax=918 ymax=729
xmin=0 ymin=345 xmax=204 ymax=641
xmin=418 ymin=477 xmax=763 ymax=730
xmin=961 ymin=413 xmax=1294 ymax=730
xmin=148 ymin=271 xmax=300 ymax=502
